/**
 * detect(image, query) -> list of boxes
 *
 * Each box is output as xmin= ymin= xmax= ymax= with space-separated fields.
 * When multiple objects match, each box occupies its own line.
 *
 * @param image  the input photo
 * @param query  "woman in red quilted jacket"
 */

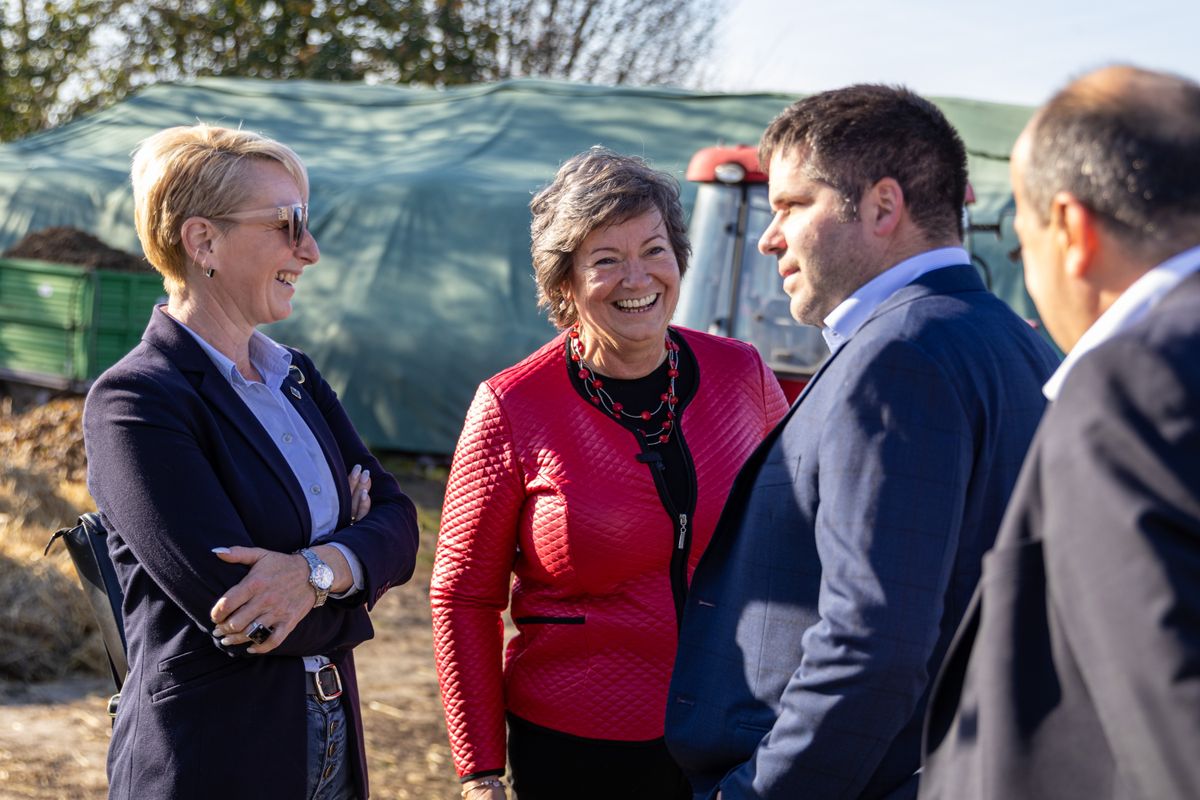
xmin=431 ymin=147 xmax=788 ymax=800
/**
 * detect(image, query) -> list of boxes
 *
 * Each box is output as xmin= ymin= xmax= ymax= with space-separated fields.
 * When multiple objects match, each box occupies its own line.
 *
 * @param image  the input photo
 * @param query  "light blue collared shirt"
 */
xmin=174 ymin=317 xmax=363 ymax=669
xmin=1042 ymin=242 xmax=1200 ymax=401
xmin=821 ymin=246 xmax=972 ymax=352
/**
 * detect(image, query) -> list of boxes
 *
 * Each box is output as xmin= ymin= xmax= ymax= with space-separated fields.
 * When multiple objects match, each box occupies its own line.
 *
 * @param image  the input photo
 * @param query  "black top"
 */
xmin=565 ymin=329 xmax=697 ymax=514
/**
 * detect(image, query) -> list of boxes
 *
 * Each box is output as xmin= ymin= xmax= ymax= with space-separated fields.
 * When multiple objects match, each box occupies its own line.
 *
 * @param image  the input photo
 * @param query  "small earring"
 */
xmin=204 ymin=263 xmax=215 ymax=278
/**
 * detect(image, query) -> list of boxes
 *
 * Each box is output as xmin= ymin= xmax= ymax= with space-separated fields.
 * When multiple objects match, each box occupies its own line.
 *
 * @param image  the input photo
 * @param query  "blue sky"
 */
xmin=707 ymin=0 xmax=1198 ymax=106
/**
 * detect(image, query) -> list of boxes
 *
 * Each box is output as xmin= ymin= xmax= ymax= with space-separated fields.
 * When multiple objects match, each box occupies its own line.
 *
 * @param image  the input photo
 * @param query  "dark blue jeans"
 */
xmin=306 ymin=695 xmax=357 ymax=800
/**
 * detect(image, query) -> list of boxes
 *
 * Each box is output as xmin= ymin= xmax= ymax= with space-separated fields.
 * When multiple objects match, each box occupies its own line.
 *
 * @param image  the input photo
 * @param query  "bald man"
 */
xmin=920 ymin=65 xmax=1200 ymax=800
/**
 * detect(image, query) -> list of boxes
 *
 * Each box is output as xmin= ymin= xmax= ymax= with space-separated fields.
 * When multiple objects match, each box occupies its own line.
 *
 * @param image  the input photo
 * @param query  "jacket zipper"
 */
xmin=637 ymin=423 xmax=698 ymax=628
xmin=564 ymin=331 xmax=700 ymax=628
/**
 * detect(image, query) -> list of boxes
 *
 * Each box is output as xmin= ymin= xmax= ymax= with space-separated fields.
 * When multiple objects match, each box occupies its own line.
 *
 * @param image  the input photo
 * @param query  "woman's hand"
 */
xmin=460 ymin=777 xmax=507 ymax=799
xmin=208 ymin=466 xmax=370 ymax=653
xmin=348 ymin=464 xmax=372 ymax=523
xmin=209 ymin=547 xmax=327 ymax=653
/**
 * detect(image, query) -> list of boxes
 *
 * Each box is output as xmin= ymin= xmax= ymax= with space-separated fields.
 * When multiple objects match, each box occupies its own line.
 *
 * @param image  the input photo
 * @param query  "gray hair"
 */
xmin=1024 ymin=65 xmax=1200 ymax=255
xmin=530 ymin=146 xmax=690 ymax=329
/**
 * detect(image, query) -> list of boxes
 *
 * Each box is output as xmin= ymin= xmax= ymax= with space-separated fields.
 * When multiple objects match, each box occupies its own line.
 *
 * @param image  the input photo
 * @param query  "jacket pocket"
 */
xmin=512 ymin=615 xmax=585 ymax=625
xmin=732 ymin=720 xmax=772 ymax=757
xmin=151 ymin=646 xmax=251 ymax=703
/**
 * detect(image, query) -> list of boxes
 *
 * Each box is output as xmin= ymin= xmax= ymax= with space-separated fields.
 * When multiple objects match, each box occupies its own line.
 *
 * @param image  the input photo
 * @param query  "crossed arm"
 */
xmin=209 ymin=465 xmax=372 ymax=652
xmin=85 ymin=354 xmax=418 ymax=660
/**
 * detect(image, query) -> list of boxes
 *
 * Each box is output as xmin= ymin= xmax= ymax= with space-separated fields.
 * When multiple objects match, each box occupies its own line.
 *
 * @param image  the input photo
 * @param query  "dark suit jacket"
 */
xmin=921 ymin=272 xmax=1200 ymax=800
xmin=83 ymin=308 xmax=419 ymax=800
xmin=665 ymin=266 xmax=1059 ymax=800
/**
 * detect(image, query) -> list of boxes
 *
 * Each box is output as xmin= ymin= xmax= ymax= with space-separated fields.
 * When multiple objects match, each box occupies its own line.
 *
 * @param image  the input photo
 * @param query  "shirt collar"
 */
xmin=173 ymin=317 xmax=293 ymax=390
xmin=821 ymin=246 xmax=970 ymax=352
xmin=1042 ymin=242 xmax=1200 ymax=401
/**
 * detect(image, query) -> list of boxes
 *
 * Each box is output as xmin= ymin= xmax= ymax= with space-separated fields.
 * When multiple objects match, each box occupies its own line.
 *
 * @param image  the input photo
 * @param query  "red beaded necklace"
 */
xmin=569 ymin=326 xmax=680 ymax=445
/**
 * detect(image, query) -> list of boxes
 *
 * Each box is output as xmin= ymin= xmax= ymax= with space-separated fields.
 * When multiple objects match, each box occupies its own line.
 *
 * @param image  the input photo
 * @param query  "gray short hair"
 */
xmin=1024 ymin=65 xmax=1200 ymax=255
xmin=530 ymin=147 xmax=690 ymax=329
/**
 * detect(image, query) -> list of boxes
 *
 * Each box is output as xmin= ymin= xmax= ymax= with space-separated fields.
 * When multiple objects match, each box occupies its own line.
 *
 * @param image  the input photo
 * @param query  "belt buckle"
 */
xmin=314 ymin=663 xmax=343 ymax=701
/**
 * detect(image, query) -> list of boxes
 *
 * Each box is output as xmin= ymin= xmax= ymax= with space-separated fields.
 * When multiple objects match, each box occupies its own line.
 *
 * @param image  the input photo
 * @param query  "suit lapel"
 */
xmin=142 ymin=308 xmax=313 ymax=545
xmin=707 ymin=334 xmax=847 ymax=540
xmin=710 ymin=266 xmax=985 ymax=547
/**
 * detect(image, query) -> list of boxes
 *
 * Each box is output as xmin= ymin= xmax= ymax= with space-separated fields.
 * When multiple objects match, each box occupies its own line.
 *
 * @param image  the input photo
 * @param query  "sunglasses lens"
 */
xmin=290 ymin=205 xmax=307 ymax=247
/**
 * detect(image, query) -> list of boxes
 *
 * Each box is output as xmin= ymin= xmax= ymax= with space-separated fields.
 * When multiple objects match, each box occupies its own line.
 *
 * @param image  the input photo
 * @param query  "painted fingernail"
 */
xmin=351 ymin=464 xmax=362 ymax=477
xmin=212 ymin=547 xmax=231 ymax=554
xmin=361 ymin=470 xmax=369 ymax=481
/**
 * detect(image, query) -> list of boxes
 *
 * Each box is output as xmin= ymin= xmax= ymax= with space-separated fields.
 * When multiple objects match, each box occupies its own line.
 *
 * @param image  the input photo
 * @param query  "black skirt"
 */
xmin=507 ymin=712 xmax=692 ymax=800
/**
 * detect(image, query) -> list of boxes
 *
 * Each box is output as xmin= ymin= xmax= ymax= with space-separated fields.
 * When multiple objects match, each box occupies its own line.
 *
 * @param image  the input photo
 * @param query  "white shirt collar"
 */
xmin=821 ymin=246 xmax=970 ymax=352
xmin=1042 ymin=242 xmax=1200 ymax=401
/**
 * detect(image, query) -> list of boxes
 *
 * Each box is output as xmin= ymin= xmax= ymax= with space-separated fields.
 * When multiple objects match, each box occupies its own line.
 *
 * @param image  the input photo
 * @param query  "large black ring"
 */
xmin=246 ymin=621 xmax=272 ymax=645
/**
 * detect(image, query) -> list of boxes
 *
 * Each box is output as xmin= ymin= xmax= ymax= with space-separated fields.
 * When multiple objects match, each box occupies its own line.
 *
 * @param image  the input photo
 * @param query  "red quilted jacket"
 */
xmin=431 ymin=327 xmax=788 ymax=778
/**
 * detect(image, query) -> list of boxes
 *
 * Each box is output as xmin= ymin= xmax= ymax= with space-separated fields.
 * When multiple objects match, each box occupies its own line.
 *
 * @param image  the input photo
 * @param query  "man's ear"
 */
xmin=863 ymin=177 xmax=904 ymax=237
xmin=1054 ymin=192 xmax=1100 ymax=280
xmin=180 ymin=216 xmax=215 ymax=262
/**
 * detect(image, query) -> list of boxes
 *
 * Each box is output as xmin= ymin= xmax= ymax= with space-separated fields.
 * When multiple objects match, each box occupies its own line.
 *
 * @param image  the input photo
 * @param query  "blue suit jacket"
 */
xmin=84 ymin=308 xmax=420 ymax=800
xmin=664 ymin=266 xmax=1059 ymax=799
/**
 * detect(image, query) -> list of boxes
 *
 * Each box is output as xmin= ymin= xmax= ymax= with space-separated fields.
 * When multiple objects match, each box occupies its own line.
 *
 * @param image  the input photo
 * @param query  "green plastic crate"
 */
xmin=0 ymin=258 xmax=165 ymax=389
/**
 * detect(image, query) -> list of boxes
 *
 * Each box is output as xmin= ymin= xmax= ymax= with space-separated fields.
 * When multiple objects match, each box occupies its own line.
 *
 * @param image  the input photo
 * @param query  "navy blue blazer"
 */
xmin=83 ymin=308 xmax=419 ymax=800
xmin=665 ymin=266 xmax=1059 ymax=799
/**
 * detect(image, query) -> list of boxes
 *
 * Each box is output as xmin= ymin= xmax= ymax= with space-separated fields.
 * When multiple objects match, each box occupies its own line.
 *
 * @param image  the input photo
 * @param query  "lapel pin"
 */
xmin=290 ymin=386 xmax=302 ymax=400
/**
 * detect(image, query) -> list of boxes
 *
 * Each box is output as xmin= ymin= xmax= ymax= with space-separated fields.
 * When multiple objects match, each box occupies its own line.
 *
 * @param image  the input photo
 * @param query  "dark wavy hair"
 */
xmin=759 ymin=84 xmax=967 ymax=241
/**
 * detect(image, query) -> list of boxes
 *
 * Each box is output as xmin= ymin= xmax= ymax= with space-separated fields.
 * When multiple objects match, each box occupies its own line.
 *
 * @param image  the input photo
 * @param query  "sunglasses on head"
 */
xmin=215 ymin=203 xmax=309 ymax=248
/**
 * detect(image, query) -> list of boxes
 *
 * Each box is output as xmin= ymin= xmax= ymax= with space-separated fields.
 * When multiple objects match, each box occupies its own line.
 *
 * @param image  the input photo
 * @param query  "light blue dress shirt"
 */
xmin=821 ymin=246 xmax=972 ymax=352
xmin=173 ymin=316 xmax=363 ymax=670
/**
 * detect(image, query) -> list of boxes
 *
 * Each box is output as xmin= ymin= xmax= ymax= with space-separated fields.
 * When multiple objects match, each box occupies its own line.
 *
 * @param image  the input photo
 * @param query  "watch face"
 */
xmin=313 ymin=563 xmax=335 ymax=591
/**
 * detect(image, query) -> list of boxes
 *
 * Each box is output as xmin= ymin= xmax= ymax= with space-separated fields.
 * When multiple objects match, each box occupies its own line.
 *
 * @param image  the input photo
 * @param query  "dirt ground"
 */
xmin=0 ymin=458 xmax=462 ymax=800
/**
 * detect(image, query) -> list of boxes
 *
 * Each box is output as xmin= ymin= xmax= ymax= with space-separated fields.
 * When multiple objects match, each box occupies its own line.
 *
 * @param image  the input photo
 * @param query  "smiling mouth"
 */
xmin=276 ymin=271 xmax=298 ymax=287
xmin=614 ymin=293 xmax=659 ymax=312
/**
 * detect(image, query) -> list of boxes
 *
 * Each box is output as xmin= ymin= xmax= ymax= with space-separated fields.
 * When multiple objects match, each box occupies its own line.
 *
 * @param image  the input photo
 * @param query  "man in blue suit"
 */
xmin=664 ymin=85 xmax=1060 ymax=799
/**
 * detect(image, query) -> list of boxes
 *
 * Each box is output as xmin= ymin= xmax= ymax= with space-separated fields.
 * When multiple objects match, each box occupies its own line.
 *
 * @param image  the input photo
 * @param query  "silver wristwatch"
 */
xmin=298 ymin=547 xmax=334 ymax=607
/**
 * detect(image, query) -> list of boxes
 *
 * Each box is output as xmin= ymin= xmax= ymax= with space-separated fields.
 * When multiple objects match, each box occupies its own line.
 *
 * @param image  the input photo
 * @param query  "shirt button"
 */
xmin=310 ymin=485 xmax=321 ymax=495
xmin=282 ymin=433 xmax=293 ymax=444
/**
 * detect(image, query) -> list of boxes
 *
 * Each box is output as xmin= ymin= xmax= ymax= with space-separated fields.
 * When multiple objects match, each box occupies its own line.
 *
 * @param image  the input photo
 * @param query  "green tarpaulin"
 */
xmin=0 ymin=78 xmax=1034 ymax=453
